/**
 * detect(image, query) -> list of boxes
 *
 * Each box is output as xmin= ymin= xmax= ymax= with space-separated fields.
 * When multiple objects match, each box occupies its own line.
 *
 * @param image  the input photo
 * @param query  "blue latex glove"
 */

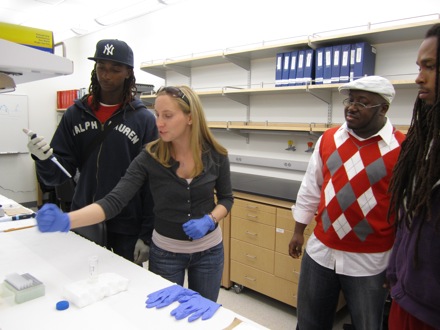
xmin=182 ymin=215 xmax=215 ymax=240
xmin=36 ymin=203 xmax=70 ymax=232
xmin=171 ymin=294 xmax=221 ymax=322
xmin=145 ymin=284 xmax=199 ymax=309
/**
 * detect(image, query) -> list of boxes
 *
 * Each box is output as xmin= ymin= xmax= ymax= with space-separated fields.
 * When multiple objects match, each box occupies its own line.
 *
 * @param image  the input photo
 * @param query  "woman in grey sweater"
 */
xmin=35 ymin=85 xmax=234 ymax=303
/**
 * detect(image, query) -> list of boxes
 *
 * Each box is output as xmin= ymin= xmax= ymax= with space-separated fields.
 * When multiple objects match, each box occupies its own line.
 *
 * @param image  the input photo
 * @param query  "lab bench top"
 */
xmin=0 ymin=218 xmax=267 ymax=330
xmin=231 ymin=172 xmax=301 ymax=203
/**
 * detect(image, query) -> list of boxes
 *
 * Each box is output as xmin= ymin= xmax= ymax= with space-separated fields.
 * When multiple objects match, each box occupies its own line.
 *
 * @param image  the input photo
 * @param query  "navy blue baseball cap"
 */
xmin=88 ymin=39 xmax=134 ymax=68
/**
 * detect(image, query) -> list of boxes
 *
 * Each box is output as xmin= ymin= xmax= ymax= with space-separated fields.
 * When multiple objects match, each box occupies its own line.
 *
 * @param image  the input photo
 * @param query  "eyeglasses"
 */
xmin=342 ymin=98 xmax=384 ymax=110
xmin=156 ymin=86 xmax=190 ymax=106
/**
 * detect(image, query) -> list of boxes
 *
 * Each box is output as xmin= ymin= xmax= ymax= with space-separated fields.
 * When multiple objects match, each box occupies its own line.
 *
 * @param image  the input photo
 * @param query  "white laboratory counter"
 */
xmin=0 ymin=212 xmax=267 ymax=330
xmin=0 ymin=194 xmax=34 ymax=220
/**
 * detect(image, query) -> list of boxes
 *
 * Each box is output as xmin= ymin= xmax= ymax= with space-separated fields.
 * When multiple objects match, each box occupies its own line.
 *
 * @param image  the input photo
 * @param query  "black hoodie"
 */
xmin=35 ymin=96 xmax=158 ymax=242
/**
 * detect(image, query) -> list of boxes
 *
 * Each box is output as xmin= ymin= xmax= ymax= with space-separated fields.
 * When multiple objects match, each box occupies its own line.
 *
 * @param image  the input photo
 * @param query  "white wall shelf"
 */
xmin=140 ymin=80 xmax=414 ymax=134
xmin=140 ymin=19 xmax=439 ymax=78
xmin=140 ymin=18 xmax=436 ymax=144
xmin=0 ymin=39 xmax=74 ymax=86
xmin=140 ymin=79 xmax=417 ymax=102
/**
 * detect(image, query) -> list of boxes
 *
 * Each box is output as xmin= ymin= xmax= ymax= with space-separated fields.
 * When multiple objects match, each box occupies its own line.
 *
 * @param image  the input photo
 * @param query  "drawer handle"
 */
xmin=246 ymin=205 xmax=258 ymax=210
xmin=247 ymin=214 xmax=258 ymax=219
xmin=245 ymin=231 xmax=257 ymax=237
xmin=244 ymin=276 xmax=256 ymax=282
xmin=245 ymin=254 xmax=256 ymax=260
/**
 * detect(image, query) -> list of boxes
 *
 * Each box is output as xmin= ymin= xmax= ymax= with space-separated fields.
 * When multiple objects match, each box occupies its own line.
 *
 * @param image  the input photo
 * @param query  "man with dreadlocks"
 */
xmin=386 ymin=23 xmax=440 ymax=330
xmin=27 ymin=39 xmax=158 ymax=265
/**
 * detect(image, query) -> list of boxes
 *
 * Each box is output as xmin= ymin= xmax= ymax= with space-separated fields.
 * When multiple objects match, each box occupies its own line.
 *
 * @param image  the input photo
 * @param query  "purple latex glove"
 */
xmin=36 ymin=203 xmax=70 ymax=232
xmin=182 ymin=215 xmax=215 ymax=240
xmin=145 ymin=284 xmax=199 ymax=309
xmin=171 ymin=294 xmax=221 ymax=322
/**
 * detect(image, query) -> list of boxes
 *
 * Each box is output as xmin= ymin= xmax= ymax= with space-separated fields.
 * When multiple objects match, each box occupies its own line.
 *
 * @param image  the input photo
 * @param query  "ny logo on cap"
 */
xmin=103 ymin=43 xmax=115 ymax=56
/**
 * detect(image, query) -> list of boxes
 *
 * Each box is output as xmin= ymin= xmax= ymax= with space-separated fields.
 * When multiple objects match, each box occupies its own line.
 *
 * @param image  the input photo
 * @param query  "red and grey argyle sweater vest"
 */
xmin=314 ymin=126 xmax=405 ymax=253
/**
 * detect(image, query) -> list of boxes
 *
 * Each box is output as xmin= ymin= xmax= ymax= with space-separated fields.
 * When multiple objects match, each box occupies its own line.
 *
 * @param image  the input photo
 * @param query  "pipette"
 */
xmin=0 ymin=213 xmax=36 ymax=223
xmin=23 ymin=128 xmax=72 ymax=178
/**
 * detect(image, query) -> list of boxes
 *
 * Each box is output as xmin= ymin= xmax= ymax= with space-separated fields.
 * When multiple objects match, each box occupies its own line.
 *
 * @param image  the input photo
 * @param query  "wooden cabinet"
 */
xmin=230 ymin=192 xmax=304 ymax=307
xmin=230 ymin=192 xmax=345 ymax=309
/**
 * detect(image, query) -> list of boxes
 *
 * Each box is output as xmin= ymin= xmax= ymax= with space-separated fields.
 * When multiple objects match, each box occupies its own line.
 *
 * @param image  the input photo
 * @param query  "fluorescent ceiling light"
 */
xmin=71 ymin=28 xmax=89 ymax=35
xmin=34 ymin=0 xmax=65 ymax=5
xmin=95 ymin=0 xmax=165 ymax=26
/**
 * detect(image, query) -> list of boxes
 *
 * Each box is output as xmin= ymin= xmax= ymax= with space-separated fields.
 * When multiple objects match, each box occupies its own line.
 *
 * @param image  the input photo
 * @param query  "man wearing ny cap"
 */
xmin=288 ymin=76 xmax=405 ymax=329
xmin=27 ymin=39 xmax=158 ymax=265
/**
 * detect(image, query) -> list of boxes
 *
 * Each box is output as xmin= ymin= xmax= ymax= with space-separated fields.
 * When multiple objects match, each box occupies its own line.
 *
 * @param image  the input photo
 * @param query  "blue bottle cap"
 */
xmin=56 ymin=300 xmax=69 ymax=311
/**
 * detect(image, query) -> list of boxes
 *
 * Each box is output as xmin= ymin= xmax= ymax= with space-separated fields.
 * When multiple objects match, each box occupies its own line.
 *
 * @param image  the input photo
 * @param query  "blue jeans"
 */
xmin=148 ymin=241 xmax=224 ymax=302
xmin=297 ymin=251 xmax=388 ymax=330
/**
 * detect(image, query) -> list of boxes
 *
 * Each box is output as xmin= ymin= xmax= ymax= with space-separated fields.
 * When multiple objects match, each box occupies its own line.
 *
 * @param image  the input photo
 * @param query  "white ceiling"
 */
xmin=0 ymin=0 xmax=181 ymax=43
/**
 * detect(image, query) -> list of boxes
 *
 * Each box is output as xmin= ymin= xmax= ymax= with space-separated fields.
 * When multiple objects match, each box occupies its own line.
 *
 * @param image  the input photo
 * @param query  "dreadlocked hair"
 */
xmin=388 ymin=23 xmax=440 ymax=265
xmin=88 ymin=64 xmax=137 ymax=111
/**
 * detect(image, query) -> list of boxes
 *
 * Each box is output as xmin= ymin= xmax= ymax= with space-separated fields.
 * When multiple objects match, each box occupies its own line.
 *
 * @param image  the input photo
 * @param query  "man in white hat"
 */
xmin=288 ymin=76 xmax=405 ymax=329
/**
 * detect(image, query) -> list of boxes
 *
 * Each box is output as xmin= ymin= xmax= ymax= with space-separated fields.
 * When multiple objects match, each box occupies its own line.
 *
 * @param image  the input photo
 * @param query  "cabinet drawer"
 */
xmin=231 ymin=217 xmax=275 ymax=250
xmin=234 ymin=198 xmax=276 ymax=214
xmin=276 ymin=207 xmax=317 ymax=236
xmin=231 ymin=238 xmax=274 ymax=273
xmin=233 ymin=204 xmax=276 ymax=226
xmin=276 ymin=207 xmax=294 ymax=231
xmin=230 ymin=260 xmax=274 ymax=298
xmin=271 ymin=275 xmax=298 ymax=307
xmin=231 ymin=260 xmax=297 ymax=307
xmin=275 ymin=227 xmax=293 ymax=255
xmin=275 ymin=229 xmax=311 ymax=258
xmin=274 ymin=252 xmax=301 ymax=283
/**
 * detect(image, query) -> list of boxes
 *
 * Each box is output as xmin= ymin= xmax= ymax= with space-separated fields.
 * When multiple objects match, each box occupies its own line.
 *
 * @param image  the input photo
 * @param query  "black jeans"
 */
xmin=106 ymin=231 xmax=138 ymax=262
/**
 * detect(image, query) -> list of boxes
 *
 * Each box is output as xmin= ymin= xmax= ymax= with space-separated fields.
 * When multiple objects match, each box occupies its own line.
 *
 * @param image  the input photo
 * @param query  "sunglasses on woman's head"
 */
xmin=156 ymin=86 xmax=190 ymax=106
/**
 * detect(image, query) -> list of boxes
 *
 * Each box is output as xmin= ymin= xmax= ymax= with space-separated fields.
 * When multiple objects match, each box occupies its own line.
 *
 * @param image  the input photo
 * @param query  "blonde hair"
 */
xmin=146 ymin=85 xmax=227 ymax=177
